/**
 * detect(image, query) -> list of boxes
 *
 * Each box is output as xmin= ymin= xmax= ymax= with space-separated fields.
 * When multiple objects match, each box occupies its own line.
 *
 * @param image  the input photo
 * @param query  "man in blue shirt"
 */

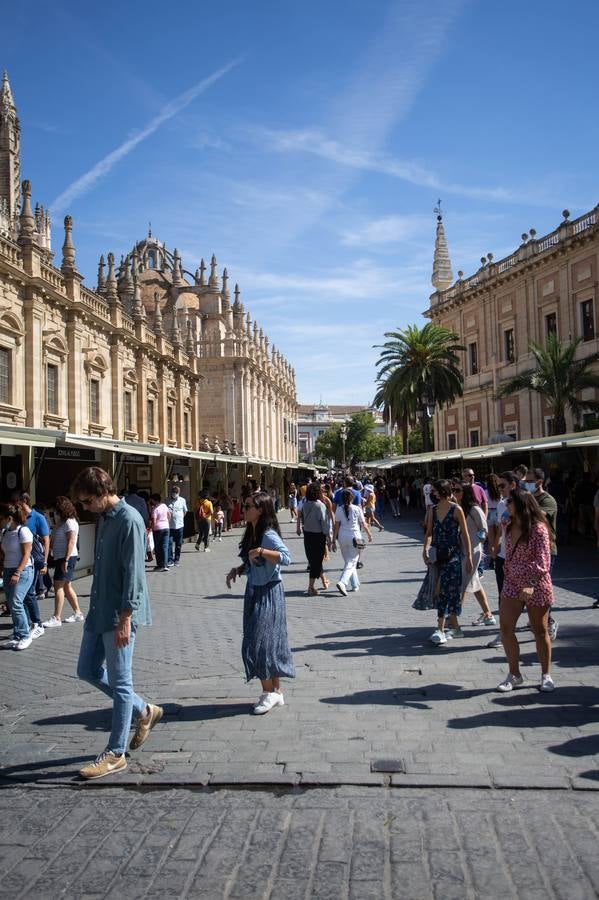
xmin=72 ymin=467 xmax=162 ymax=780
xmin=332 ymin=477 xmax=362 ymax=509
xmin=20 ymin=493 xmax=49 ymax=639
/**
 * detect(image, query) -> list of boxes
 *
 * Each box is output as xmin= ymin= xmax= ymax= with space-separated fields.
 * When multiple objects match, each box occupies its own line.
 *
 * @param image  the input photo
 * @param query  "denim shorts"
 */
xmin=53 ymin=556 xmax=77 ymax=583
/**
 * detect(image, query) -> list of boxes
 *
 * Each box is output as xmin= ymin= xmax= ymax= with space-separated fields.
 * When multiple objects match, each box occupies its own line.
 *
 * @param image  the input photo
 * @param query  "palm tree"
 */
xmin=374 ymin=323 xmax=465 ymax=452
xmin=496 ymin=333 xmax=599 ymax=434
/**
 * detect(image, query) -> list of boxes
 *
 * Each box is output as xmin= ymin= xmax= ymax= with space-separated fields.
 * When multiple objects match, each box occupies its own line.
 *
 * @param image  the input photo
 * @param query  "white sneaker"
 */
xmin=540 ymin=674 xmax=555 ymax=692
xmin=64 ymin=613 xmax=84 ymax=623
xmin=497 ymin=673 xmax=524 ymax=692
xmin=30 ymin=624 xmax=45 ymax=640
xmin=472 ymin=612 xmax=496 ymax=626
xmin=205 ymin=547 xmax=211 ymax=553
xmin=1 ymin=638 xmax=19 ymax=648
xmin=218 ymin=537 xmax=222 ymax=542
xmin=429 ymin=629 xmax=447 ymax=645
xmin=14 ymin=636 xmax=33 ymax=651
xmin=253 ymin=691 xmax=284 ymax=715
xmin=487 ymin=634 xmax=502 ymax=648
xmin=336 ymin=582 xmax=348 ymax=596
xmin=42 ymin=616 xmax=62 ymax=628
xmin=446 ymin=627 xmax=464 ymax=639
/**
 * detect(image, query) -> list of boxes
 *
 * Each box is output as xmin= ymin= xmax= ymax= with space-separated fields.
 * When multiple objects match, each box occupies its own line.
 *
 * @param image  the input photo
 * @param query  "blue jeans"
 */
xmin=24 ymin=570 xmax=43 ymax=626
xmin=77 ymin=626 xmax=146 ymax=755
xmin=3 ymin=567 xmax=35 ymax=640
xmin=168 ymin=527 xmax=184 ymax=564
xmin=153 ymin=529 xmax=169 ymax=568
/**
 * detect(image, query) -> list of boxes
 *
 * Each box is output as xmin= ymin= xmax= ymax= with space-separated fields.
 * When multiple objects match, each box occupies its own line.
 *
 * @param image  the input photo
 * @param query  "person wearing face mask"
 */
xmin=167 ymin=485 xmax=188 ymax=567
xmin=523 ymin=468 xmax=559 ymax=641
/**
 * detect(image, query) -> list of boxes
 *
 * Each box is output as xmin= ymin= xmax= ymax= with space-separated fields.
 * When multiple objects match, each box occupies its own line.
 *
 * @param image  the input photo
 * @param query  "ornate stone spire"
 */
xmin=221 ymin=267 xmax=230 ymax=304
xmin=172 ymin=248 xmax=183 ymax=286
xmin=185 ymin=317 xmax=195 ymax=355
xmin=233 ymin=283 xmax=241 ymax=310
xmin=197 ymin=258 xmax=206 ymax=286
xmin=105 ymin=252 xmax=119 ymax=306
xmin=431 ymin=202 xmax=453 ymax=292
xmin=132 ymin=275 xmax=146 ymax=322
xmin=18 ymin=179 xmax=34 ymax=242
xmin=0 ymin=73 xmax=20 ymax=227
xmin=153 ymin=293 xmax=163 ymax=336
xmin=170 ymin=309 xmax=182 ymax=348
xmin=61 ymin=214 xmax=76 ymax=272
xmin=97 ymin=255 xmax=106 ymax=294
xmin=209 ymin=254 xmax=218 ymax=288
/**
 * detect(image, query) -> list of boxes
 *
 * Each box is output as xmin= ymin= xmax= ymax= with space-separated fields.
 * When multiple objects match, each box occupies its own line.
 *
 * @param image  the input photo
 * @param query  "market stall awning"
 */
xmin=162 ymin=445 xmax=193 ymax=459
xmin=0 ymin=425 xmax=59 ymax=448
xmin=62 ymin=434 xmax=163 ymax=456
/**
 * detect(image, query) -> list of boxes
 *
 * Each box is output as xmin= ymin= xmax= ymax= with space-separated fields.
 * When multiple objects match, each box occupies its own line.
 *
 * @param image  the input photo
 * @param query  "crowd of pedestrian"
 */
xmin=0 ymin=457 xmax=593 ymax=779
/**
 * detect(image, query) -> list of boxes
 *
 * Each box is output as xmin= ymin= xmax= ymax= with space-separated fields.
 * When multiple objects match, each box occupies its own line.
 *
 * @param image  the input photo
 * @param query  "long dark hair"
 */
xmin=460 ymin=483 xmax=477 ymax=518
xmin=486 ymin=473 xmax=500 ymax=502
xmin=239 ymin=491 xmax=281 ymax=559
xmin=432 ymin=479 xmax=452 ymax=500
xmin=507 ymin=488 xmax=548 ymax=546
xmin=342 ymin=487 xmax=353 ymax=520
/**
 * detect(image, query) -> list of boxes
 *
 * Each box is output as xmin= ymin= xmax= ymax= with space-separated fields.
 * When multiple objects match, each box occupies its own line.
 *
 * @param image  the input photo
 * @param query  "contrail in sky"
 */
xmin=51 ymin=59 xmax=242 ymax=215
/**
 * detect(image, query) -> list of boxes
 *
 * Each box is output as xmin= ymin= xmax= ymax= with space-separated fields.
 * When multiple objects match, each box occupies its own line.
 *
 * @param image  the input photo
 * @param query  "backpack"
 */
xmin=18 ymin=527 xmax=46 ymax=570
xmin=196 ymin=502 xmax=206 ymax=520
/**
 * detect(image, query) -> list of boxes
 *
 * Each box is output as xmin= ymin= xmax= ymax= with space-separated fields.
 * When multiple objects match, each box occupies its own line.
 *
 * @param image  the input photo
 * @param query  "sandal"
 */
xmin=321 ymin=579 xmax=330 ymax=590
xmin=308 ymin=587 xmax=319 ymax=596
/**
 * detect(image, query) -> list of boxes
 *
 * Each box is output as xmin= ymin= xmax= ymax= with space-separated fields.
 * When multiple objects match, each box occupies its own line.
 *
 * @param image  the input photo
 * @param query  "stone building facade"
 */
xmin=426 ymin=207 xmax=599 ymax=450
xmin=0 ymin=72 xmax=298 ymax=503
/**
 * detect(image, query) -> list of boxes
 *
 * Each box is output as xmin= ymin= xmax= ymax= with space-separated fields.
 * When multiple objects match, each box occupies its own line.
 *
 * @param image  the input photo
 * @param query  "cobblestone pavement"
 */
xmin=1 ymin=511 xmax=599 ymax=789
xmin=1 ymin=785 xmax=599 ymax=899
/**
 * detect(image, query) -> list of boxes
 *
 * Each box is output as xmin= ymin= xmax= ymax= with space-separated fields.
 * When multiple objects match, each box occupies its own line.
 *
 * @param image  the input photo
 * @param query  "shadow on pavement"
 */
xmin=0 ymin=754 xmax=91 ymax=783
xmin=320 ymin=683 xmax=490 ymax=710
xmin=170 ymin=702 xmax=250 ymax=720
xmin=448 ymin=686 xmax=599 ymax=732
xmin=548 ymin=733 xmax=599 ymax=757
xmin=294 ymin=625 xmax=495 ymax=658
xmin=34 ymin=708 xmax=111 ymax=730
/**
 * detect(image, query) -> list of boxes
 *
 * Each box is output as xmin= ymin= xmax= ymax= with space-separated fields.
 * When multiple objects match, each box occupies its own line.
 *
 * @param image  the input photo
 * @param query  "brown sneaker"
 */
xmin=79 ymin=750 xmax=127 ymax=780
xmin=129 ymin=703 xmax=163 ymax=750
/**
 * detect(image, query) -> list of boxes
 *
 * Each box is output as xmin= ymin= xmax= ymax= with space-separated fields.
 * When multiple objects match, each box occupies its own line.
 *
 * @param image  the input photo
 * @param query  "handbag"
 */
xmin=353 ymin=537 xmax=366 ymax=550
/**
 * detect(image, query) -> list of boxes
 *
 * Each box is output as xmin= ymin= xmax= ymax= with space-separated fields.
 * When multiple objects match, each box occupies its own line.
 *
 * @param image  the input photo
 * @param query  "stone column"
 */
xmin=23 ymin=290 xmax=44 ymax=428
xmin=66 ymin=311 xmax=86 ymax=434
xmin=110 ymin=337 xmax=124 ymax=439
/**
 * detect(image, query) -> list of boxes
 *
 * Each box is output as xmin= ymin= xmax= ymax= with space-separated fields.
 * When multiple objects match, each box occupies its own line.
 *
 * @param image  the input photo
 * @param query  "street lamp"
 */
xmin=340 ymin=421 xmax=348 ymax=469
xmin=418 ymin=389 xmax=436 ymax=452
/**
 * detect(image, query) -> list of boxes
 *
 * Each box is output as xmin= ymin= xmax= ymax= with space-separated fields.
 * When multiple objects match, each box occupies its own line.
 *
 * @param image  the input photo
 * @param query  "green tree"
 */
xmin=496 ymin=333 xmax=599 ymax=434
xmin=374 ymin=323 xmax=464 ymax=452
xmin=314 ymin=412 xmax=401 ymax=468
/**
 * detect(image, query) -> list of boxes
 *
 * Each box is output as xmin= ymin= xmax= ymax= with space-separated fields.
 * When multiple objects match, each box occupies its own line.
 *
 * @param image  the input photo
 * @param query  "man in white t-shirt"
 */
xmin=422 ymin=478 xmax=434 ymax=509
xmin=167 ymin=486 xmax=188 ymax=567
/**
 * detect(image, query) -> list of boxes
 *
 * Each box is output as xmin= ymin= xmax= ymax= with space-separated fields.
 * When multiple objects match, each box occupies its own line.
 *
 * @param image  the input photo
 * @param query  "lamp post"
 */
xmin=340 ymin=421 xmax=348 ymax=469
xmin=418 ymin=389 xmax=436 ymax=452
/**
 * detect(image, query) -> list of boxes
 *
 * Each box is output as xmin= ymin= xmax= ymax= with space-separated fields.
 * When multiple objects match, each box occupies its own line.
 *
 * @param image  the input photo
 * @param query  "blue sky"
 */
xmin=5 ymin=0 xmax=599 ymax=404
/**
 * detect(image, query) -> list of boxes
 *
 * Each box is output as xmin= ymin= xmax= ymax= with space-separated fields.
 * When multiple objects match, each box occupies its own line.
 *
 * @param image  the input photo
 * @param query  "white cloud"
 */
xmin=51 ymin=59 xmax=242 ymax=215
xmin=255 ymin=126 xmax=531 ymax=204
xmin=341 ymin=214 xmax=431 ymax=247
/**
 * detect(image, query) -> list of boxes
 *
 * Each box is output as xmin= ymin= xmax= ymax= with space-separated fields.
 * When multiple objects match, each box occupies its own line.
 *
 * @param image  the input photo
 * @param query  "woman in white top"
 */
xmin=455 ymin=484 xmax=495 ymax=627
xmin=0 ymin=501 xmax=35 ymax=650
xmin=43 ymin=496 xmax=83 ymax=628
xmin=333 ymin=488 xmax=373 ymax=596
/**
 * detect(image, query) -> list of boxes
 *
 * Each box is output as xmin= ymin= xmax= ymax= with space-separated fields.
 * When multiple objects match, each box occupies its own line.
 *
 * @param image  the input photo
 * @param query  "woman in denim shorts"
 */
xmin=43 ymin=496 xmax=84 ymax=628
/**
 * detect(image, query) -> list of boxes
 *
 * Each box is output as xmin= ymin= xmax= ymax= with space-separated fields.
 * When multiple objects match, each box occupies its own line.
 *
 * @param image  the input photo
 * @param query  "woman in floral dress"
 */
xmin=422 ymin=480 xmax=472 ymax=645
xmin=496 ymin=489 xmax=555 ymax=693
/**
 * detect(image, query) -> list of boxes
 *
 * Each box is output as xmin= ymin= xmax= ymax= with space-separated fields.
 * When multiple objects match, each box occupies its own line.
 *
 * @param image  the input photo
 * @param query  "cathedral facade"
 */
xmin=0 ymin=72 xmax=298 ymax=505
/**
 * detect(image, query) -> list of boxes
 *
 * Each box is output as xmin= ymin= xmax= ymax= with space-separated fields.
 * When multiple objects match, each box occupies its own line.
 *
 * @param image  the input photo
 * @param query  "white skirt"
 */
xmin=461 ymin=543 xmax=483 ymax=594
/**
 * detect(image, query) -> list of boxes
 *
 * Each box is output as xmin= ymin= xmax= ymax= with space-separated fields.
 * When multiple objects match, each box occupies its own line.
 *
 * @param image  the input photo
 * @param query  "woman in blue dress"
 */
xmin=422 ymin=479 xmax=473 ymax=646
xmin=226 ymin=491 xmax=295 ymax=714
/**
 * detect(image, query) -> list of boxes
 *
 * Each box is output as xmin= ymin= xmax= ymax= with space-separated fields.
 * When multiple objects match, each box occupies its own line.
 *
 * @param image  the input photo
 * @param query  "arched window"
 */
xmin=147 ymin=250 xmax=156 ymax=269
